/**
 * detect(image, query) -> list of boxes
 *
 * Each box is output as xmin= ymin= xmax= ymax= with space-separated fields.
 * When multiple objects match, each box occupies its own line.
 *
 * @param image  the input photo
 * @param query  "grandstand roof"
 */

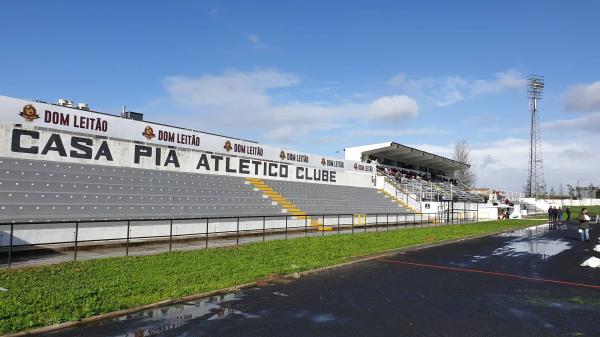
xmin=344 ymin=142 xmax=469 ymax=171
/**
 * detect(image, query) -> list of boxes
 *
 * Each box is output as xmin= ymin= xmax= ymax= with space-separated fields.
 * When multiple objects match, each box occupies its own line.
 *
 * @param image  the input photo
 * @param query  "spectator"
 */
xmin=578 ymin=208 xmax=591 ymax=242
xmin=566 ymin=206 xmax=571 ymax=222
xmin=557 ymin=207 xmax=563 ymax=224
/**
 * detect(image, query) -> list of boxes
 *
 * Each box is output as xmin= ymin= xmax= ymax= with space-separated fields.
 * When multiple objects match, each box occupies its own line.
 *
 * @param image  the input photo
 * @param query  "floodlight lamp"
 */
xmin=529 ymin=79 xmax=544 ymax=90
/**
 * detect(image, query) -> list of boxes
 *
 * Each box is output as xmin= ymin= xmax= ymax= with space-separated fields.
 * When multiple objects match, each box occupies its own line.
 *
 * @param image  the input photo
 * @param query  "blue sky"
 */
xmin=1 ymin=1 xmax=599 ymax=191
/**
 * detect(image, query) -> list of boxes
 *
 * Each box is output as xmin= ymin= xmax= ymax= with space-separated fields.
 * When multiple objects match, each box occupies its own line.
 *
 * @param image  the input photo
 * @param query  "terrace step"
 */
xmin=246 ymin=177 xmax=331 ymax=230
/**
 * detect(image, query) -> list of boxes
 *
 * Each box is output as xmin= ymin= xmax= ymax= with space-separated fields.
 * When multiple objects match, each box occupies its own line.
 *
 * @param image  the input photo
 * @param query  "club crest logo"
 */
xmin=224 ymin=140 xmax=232 ymax=152
xmin=279 ymin=150 xmax=286 ymax=160
xmin=19 ymin=104 xmax=39 ymax=121
xmin=321 ymin=157 xmax=326 ymax=166
xmin=142 ymin=126 xmax=155 ymax=140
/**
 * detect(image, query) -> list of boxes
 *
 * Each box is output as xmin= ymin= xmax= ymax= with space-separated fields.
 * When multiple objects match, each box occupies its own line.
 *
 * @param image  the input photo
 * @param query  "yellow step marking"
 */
xmin=380 ymin=189 xmax=420 ymax=213
xmin=247 ymin=178 xmax=333 ymax=231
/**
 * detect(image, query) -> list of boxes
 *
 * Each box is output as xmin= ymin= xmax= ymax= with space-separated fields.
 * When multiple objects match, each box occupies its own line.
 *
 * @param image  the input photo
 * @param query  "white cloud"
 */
xmin=413 ymin=136 xmax=600 ymax=191
xmin=246 ymin=34 xmax=260 ymax=44
xmin=497 ymin=70 xmax=527 ymax=90
xmin=480 ymin=154 xmax=499 ymax=169
xmin=471 ymin=70 xmax=526 ymax=95
xmin=164 ymin=70 xmax=299 ymax=111
xmin=564 ymin=81 xmax=600 ymax=113
xmin=389 ymin=70 xmax=526 ymax=107
xmin=244 ymin=33 xmax=269 ymax=49
xmin=543 ymin=112 xmax=600 ymax=133
xmin=162 ymin=69 xmax=419 ymax=143
xmin=368 ymin=95 xmax=419 ymax=121
xmin=148 ymin=68 xmax=599 ymax=192
xmin=349 ymin=127 xmax=446 ymax=138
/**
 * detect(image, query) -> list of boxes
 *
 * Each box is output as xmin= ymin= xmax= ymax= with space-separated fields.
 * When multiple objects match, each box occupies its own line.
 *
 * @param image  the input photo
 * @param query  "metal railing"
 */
xmin=382 ymin=179 xmax=422 ymax=212
xmin=376 ymin=167 xmax=484 ymax=203
xmin=0 ymin=209 xmax=479 ymax=268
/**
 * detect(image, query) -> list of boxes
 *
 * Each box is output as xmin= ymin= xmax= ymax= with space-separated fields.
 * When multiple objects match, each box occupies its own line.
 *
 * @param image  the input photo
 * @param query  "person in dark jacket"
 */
xmin=566 ymin=206 xmax=571 ymax=222
xmin=557 ymin=207 xmax=563 ymax=224
xmin=579 ymin=208 xmax=590 ymax=242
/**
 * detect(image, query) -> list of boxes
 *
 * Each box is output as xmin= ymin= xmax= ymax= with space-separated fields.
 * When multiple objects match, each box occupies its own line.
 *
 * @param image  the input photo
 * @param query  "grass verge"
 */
xmin=565 ymin=205 xmax=600 ymax=217
xmin=0 ymin=219 xmax=545 ymax=334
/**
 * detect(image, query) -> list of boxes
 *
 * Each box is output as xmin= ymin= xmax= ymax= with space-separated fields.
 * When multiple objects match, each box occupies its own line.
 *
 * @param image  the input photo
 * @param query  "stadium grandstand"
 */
xmin=0 ymin=95 xmax=480 ymax=255
xmin=345 ymin=142 xmax=485 ymax=203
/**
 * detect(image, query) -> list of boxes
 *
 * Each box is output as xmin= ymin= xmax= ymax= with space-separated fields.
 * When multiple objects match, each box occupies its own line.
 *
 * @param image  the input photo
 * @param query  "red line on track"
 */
xmin=377 ymin=258 xmax=600 ymax=290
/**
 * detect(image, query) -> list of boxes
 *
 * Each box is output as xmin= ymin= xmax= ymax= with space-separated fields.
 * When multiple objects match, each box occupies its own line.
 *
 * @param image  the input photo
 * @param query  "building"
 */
xmin=345 ymin=142 xmax=468 ymax=179
xmin=576 ymin=186 xmax=599 ymax=199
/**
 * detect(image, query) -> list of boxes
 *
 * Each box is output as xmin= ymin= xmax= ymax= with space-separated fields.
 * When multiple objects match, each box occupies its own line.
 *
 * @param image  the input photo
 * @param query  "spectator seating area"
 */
xmin=377 ymin=165 xmax=484 ymax=202
xmin=263 ymin=178 xmax=407 ymax=215
xmin=0 ymin=157 xmax=408 ymax=223
xmin=0 ymin=158 xmax=283 ymax=222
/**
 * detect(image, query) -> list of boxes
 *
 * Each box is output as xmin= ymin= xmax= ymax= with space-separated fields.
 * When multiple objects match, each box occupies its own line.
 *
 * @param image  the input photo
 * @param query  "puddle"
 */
xmin=496 ymin=224 xmax=551 ymax=239
xmin=93 ymin=293 xmax=259 ymax=337
xmin=491 ymin=239 xmax=572 ymax=260
xmin=312 ymin=313 xmax=336 ymax=323
xmin=470 ymin=224 xmax=572 ymax=262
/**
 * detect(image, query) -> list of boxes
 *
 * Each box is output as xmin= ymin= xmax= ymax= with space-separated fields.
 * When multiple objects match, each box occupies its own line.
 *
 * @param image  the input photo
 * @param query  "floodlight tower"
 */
xmin=525 ymin=76 xmax=545 ymax=198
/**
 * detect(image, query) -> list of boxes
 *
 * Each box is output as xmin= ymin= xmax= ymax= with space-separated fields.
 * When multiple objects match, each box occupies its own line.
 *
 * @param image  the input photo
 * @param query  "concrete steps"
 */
xmin=379 ymin=189 xmax=420 ymax=213
xmin=246 ymin=178 xmax=331 ymax=231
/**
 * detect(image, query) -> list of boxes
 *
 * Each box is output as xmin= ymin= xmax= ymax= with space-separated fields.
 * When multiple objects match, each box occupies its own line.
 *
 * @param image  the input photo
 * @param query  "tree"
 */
xmin=566 ymin=184 xmax=576 ymax=199
xmin=558 ymin=183 xmax=564 ymax=198
xmin=452 ymin=139 xmax=476 ymax=187
xmin=549 ymin=187 xmax=556 ymax=197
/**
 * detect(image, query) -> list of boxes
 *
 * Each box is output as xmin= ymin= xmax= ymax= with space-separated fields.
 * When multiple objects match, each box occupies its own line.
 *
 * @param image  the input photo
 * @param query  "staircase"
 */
xmin=377 ymin=173 xmax=422 ymax=213
xmin=245 ymin=178 xmax=332 ymax=231
xmin=379 ymin=189 xmax=420 ymax=213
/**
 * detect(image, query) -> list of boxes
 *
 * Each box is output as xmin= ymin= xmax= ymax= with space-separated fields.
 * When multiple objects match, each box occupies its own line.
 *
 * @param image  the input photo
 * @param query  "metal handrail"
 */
xmin=377 ymin=167 xmax=423 ymax=205
xmin=0 ymin=208 xmax=479 ymax=268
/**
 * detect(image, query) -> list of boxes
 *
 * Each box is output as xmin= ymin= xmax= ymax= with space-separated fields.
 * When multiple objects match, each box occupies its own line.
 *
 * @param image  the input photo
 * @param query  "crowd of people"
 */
xmin=492 ymin=191 xmax=512 ymax=206
xmin=547 ymin=206 xmax=591 ymax=242
xmin=547 ymin=205 xmax=570 ymax=224
xmin=377 ymin=165 xmax=458 ymax=185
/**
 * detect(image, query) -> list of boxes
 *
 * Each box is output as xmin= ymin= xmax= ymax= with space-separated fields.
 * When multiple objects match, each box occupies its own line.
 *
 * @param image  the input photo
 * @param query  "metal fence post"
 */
xmin=386 ymin=213 xmax=389 ymax=231
xmin=125 ymin=220 xmax=130 ymax=256
xmin=236 ymin=217 xmax=240 ymax=245
xmin=322 ymin=214 xmax=325 ymax=236
xmin=263 ymin=216 xmax=266 ymax=242
xmin=74 ymin=221 xmax=79 ymax=261
xmin=375 ymin=214 xmax=378 ymax=232
xmin=365 ymin=214 xmax=368 ymax=232
xmin=205 ymin=218 xmax=209 ymax=249
xmin=352 ymin=215 xmax=354 ymax=234
xmin=285 ymin=215 xmax=288 ymax=240
xmin=169 ymin=219 xmax=173 ymax=252
xmin=8 ymin=224 xmax=14 ymax=268
xmin=305 ymin=216 xmax=308 ymax=237
xmin=337 ymin=214 xmax=341 ymax=234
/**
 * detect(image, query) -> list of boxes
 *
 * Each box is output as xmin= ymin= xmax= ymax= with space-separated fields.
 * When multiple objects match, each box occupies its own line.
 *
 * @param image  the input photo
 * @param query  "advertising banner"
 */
xmin=0 ymin=96 xmax=375 ymax=175
xmin=0 ymin=124 xmax=374 ymax=187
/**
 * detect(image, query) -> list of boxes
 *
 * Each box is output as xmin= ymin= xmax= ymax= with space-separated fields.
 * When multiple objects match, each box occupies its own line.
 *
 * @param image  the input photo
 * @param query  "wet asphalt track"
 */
xmin=44 ymin=222 xmax=600 ymax=337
